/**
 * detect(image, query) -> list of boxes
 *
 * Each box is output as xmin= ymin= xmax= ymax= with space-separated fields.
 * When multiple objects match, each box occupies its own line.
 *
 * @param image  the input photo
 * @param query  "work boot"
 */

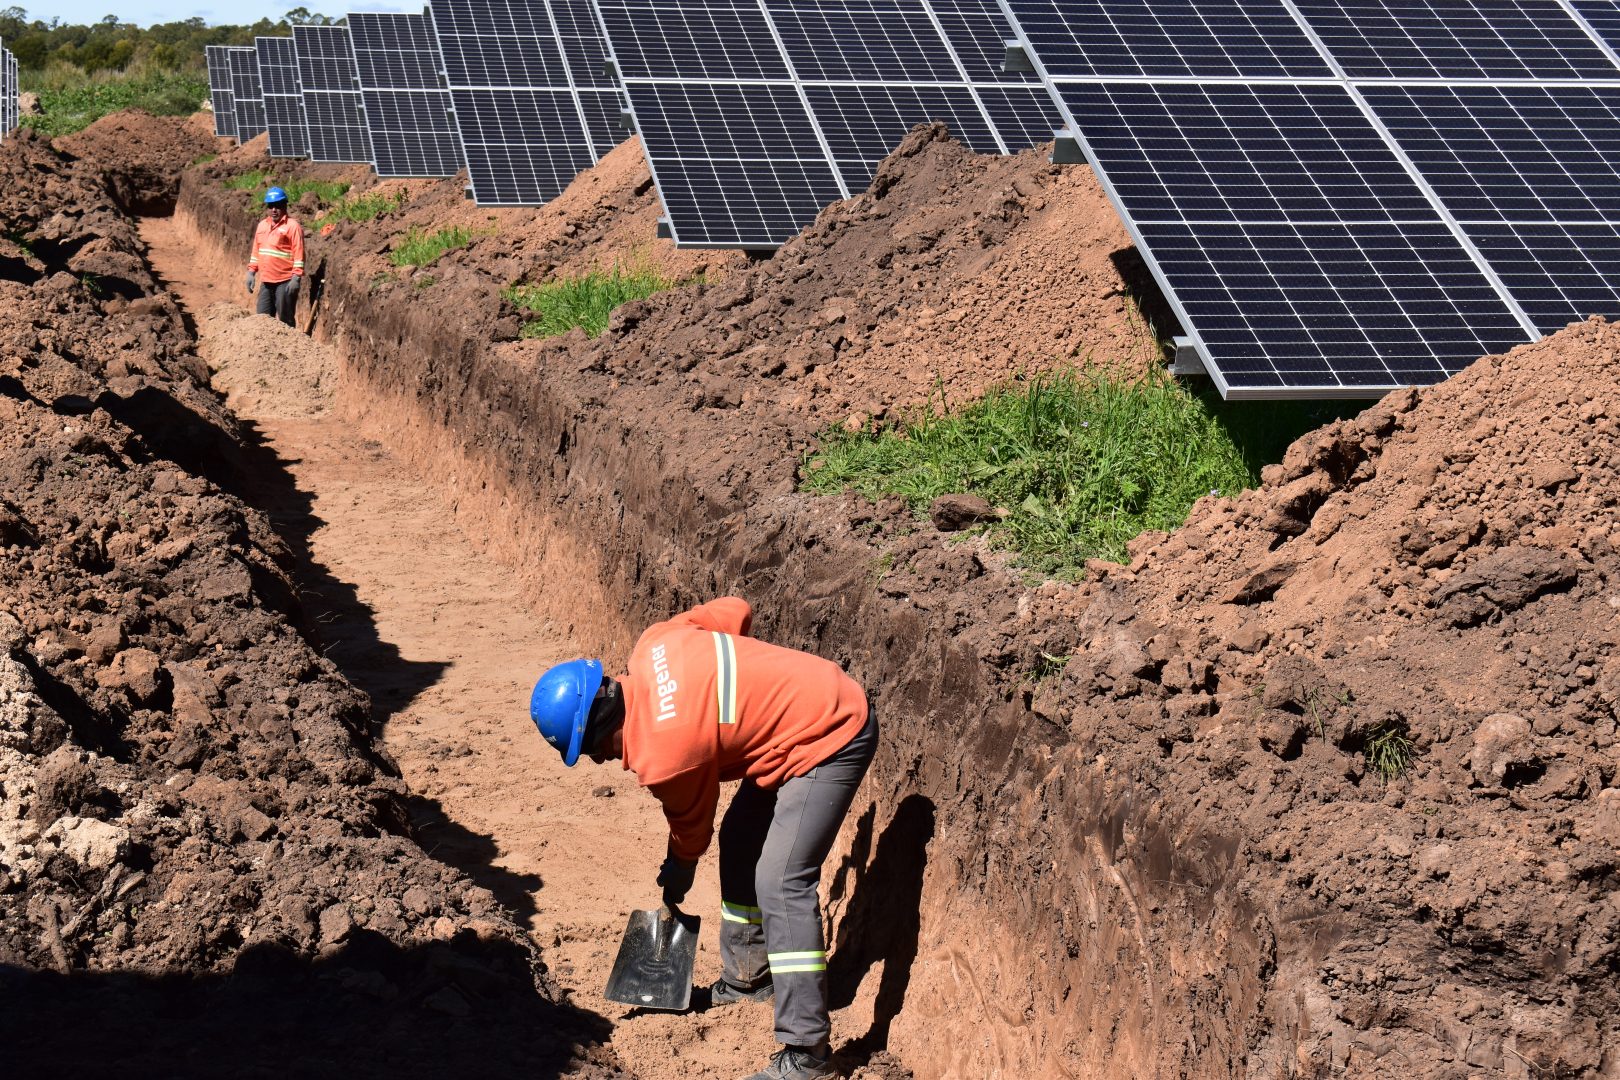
xmin=709 ymin=976 xmax=775 ymax=1005
xmin=742 ymin=1043 xmax=835 ymax=1080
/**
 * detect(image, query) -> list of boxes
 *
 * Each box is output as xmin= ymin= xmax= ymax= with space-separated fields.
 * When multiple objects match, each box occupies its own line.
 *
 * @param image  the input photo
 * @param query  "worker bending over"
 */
xmin=245 ymin=186 xmax=304 ymax=326
xmin=530 ymin=597 xmax=877 ymax=1080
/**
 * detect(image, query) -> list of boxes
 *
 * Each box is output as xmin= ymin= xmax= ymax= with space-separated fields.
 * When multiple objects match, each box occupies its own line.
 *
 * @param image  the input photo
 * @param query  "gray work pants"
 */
xmin=255 ymin=278 xmax=298 ymax=326
xmin=718 ymin=709 xmax=878 ymax=1047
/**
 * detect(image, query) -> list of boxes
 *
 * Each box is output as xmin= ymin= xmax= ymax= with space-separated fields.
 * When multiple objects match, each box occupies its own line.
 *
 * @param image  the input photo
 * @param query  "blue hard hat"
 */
xmin=529 ymin=659 xmax=603 ymax=766
xmin=264 ymin=186 xmax=288 ymax=205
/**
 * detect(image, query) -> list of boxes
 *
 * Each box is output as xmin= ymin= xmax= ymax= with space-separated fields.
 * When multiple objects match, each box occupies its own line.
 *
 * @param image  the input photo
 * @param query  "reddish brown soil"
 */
xmin=22 ymin=104 xmax=1617 ymax=1079
xmin=53 ymin=110 xmax=221 ymax=215
xmin=0 ymin=119 xmax=618 ymax=1079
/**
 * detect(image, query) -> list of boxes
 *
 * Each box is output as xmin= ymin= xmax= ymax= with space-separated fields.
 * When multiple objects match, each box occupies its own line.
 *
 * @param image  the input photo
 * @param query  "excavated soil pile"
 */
xmin=54 ymin=110 xmax=219 ymax=216
xmin=1027 ymin=320 xmax=1620 ymax=1075
xmin=0 ymin=125 xmax=616 ymax=1078
xmin=177 ymin=121 xmax=1618 ymax=1077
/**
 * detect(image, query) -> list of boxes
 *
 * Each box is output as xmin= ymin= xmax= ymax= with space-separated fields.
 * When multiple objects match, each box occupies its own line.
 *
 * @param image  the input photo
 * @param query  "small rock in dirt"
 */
xmin=1529 ymin=461 xmax=1579 ymax=490
xmin=1227 ymin=625 xmax=1269 ymax=654
xmin=94 ymin=647 xmax=168 ymax=706
xmin=929 ymin=493 xmax=997 ymax=531
xmin=423 ymin=985 xmax=471 ymax=1017
xmin=230 ymin=806 xmax=275 ymax=842
xmin=591 ymin=785 xmax=615 ymax=798
xmin=46 ymin=816 xmax=128 ymax=870
xmin=1415 ymin=844 xmax=1453 ymax=878
xmin=1468 ymin=713 xmax=1536 ymax=789
xmin=402 ymin=885 xmax=436 ymax=916
xmin=319 ymin=902 xmax=355 ymax=944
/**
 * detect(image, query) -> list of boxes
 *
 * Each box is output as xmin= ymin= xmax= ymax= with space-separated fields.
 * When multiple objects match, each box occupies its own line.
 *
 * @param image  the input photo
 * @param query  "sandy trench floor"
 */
xmin=137 ymin=216 xmax=890 ymax=1079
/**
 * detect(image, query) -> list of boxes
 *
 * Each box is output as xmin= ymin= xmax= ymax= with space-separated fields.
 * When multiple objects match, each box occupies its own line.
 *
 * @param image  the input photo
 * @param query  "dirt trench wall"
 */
xmin=180 ymin=172 xmax=1298 ymax=1078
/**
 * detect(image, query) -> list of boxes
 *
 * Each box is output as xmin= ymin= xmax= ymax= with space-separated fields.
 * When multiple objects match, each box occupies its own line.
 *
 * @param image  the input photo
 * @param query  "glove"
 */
xmin=285 ymin=275 xmax=301 ymax=297
xmin=245 ymin=271 xmax=256 ymax=294
xmin=657 ymin=854 xmax=697 ymax=908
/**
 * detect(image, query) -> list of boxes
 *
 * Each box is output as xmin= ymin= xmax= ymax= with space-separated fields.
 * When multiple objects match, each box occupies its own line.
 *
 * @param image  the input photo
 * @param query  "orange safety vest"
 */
xmin=619 ymin=597 xmax=869 ymax=862
xmin=248 ymin=215 xmax=305 ymax=284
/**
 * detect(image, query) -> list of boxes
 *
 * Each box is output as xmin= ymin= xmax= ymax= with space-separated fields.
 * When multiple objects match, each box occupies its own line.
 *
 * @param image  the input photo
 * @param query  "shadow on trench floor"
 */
xmin=0 ymin=930 xmax=614 ymax=1080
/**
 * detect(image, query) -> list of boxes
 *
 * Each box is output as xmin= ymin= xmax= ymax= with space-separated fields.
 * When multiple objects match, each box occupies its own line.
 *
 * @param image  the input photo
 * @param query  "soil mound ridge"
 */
xmin=54 ymin=110 xmax=219 ymax=215
xmin=1041 ymin=319 xmax=1620 ymax=1074
xmin=0 ymin=123 xmax=616 ymax=1078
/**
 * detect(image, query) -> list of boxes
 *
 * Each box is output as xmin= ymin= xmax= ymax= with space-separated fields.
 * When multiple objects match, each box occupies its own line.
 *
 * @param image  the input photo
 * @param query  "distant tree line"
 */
xmin=0 ymin=7 xmax=341 ymax=76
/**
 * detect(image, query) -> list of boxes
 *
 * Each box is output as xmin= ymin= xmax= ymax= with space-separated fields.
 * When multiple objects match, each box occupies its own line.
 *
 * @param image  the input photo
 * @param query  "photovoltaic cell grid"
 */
xmin=293 ymin=25 xmax=373 ymax=164
xmin=1573 ymin=0 xmax=1620 ymax=49
xmin=227 ymin=47 xmax=267 ymax=143
xmin=256 ymin=37 xmax=309 ymax=158
xmin=1 ymin=44 xmax=15 ymax=141
xmin=430 ymin=0 xmax=605 ymax=206
xmin=349 ymin=11 xmax=464 ymax=178
xmin=206 ymin=45 xmax=237 ymax=140
xmin=597 ymin=0 xmax=1064 ymax=248
xmin=549 ymin=0 xmax=627 ymax=157
xmin=999 ymin=0 xmax=1620 ymax=398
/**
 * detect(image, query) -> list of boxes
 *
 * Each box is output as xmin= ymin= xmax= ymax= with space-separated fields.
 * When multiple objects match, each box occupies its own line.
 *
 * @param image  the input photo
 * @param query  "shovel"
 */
xmin=603 ymin=904 xmax=701 ymax=1011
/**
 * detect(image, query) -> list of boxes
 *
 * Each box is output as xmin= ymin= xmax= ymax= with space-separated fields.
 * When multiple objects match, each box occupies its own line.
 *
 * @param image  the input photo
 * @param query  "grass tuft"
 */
xmin=224 ymin=170 xmax=351 ymax=208
xmin=503 ymin=267 xmax=689 ymax=340
xmin=314 ymin=190 xmax=409 ymax=228
xmin=804 ymin=367 xmax=1312 ymax=577
xmin=389 ymin=225 xmax=475 ymax=268
xmin=1365 ymin=724 xmax=1415 ymax=783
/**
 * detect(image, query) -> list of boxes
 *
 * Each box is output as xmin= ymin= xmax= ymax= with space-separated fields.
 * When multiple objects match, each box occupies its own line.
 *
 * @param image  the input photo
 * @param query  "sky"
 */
xmin=23 ymin=2 xmax=415 ymax=29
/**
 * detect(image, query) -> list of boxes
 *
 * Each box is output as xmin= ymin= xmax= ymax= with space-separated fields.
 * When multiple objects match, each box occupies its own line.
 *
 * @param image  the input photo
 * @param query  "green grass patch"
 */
xmin=1365 ymin=723 xmax=1415 ymax=783
xmin=20 ymin=70 xmax=208 ymax=138
xmin=388 ymin=225 xmax=477 ymax=268
xmin=804 ymin=367 xmax=1366 ymax=578
xmin=503 ymin=267 xmax=689 ymax=340
xmin=223 ymin=170 xmax=351 ymax=207
xmin=314 ymin=190 xmax=409 ymax=228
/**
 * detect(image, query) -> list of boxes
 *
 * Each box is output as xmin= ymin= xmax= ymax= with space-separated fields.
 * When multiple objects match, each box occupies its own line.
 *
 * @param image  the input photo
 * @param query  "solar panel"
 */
xmin=228 ymin=46 xmax=267 ymax=143
xmin=1001 ymin=0 xmax=1620 ymax=398
xmin=600 ymin=0 xmax=1070 ymax=249
xmin=0 ymin=45 xmax=12 ymax=141
xmin=206 ymin=45 xmax=238 ymax=140
xmin=349 ymin=11 xmax=463 ymax=178
xmin=1365 ymin=83 xmax=1620 ymax=332
xmin=430 ymin=0 xmax=600 ymax=206
xmin=549 ymin=0 xmax=630 ymax=157
xmin=1572 ymin=0 xmax=1620 ymax=49
xmin=1293 ymin=0 xmax=1620 ymax=79
xmin=256 ymin=37 xmax=309 ymax=158
xmin=293 ymin=25 xmax=373 ymax=164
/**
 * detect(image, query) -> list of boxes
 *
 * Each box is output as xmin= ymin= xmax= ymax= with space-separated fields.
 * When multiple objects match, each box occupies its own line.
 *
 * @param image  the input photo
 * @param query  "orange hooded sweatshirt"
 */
xmin=620 ymin=597 xmax=868 ymax=862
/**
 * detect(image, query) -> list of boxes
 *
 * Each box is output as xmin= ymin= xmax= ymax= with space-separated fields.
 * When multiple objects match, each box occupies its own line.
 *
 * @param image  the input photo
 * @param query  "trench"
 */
xmin=163 ymin=170 xmax=1304 ymax=1080
xmin=138 ymin=214 xmax=891 ymax=1079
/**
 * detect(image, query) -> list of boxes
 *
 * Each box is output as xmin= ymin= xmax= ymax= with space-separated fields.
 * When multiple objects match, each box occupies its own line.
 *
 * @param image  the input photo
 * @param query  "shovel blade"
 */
xmin=603 ymin=906 xmax=700 ymax=1012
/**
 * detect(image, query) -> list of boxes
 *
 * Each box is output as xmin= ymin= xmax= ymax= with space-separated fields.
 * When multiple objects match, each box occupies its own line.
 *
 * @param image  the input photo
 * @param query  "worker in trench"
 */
xmin=530 ymin=596 xmax=877 ymax=1080
xmin=244 ymin=186 xmax=304 ymax=326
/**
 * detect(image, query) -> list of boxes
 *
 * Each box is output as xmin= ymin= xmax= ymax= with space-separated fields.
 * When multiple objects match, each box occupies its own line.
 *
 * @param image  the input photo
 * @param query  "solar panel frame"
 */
xmin=1571 ymin=0 xmax=1620 ymax=51
xmin=206 ymin=45 xmax=238 ymax=139
xmin=256 ymin=37 xmax=309 ymax=158
xmin=228 ymin=46 xmax=267 ymax=144
xmin=293 ymin=25 xmax=374 ymax=165
xmin=1 ymin=45 xmax=15 ymax=140
xmin=349 ymin=11 xmax=464 ymax=179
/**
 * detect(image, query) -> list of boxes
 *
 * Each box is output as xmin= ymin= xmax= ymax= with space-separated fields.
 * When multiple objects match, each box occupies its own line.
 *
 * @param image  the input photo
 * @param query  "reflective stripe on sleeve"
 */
xmin=721 ymin=900 xmax=762 ymax=925
xmin=767 ymin=950 xmax=826 ymax=974
xmin=712 ymin=632 xmax=738 ymax=725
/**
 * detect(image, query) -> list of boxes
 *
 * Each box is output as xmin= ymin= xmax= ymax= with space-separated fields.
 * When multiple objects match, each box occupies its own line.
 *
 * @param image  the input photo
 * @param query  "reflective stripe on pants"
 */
xmin=718 ymin=708 xmax=878 ymax=1047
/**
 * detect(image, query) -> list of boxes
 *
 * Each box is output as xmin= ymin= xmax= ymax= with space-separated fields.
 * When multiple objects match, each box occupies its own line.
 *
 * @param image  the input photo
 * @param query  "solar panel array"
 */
xmin=1 ymin=44 xmax=17 ymax=141
xmin=999 ymin=0 xmax=1620 ymax=398
xmin=431 ymin=0 xmax=604 ymax=205
xmin=206 ymin=45 xmax=238 ymax=140
xmin=294 ymin=24 xmax=373 ymax=165
xmin=350 ymin=11 xmax=464 ymax=178
xmin=228 ymin=46 xmax=268 ymax=143
xmin=256 ymin=37 xmax=310 ymax=158
xmin=597 ymin=0 xmax=1063 ymax=247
